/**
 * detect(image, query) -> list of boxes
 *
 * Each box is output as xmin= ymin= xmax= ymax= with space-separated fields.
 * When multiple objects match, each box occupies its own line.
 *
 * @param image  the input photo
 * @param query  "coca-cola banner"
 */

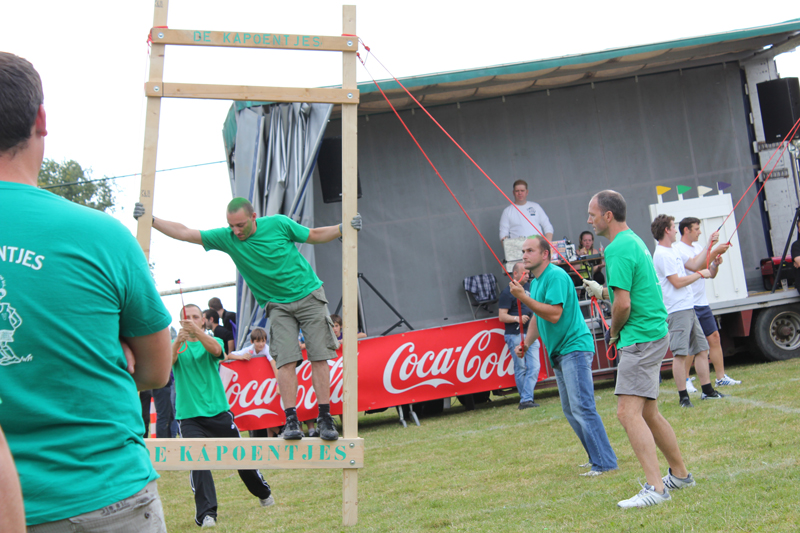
xmin=222 ymin=319 xmax=547 ymax=431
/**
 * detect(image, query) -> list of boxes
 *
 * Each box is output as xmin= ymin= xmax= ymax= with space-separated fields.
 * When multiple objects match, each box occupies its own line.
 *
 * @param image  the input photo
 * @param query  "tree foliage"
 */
xmin=37 ymin=159 xmax=115 ymax=212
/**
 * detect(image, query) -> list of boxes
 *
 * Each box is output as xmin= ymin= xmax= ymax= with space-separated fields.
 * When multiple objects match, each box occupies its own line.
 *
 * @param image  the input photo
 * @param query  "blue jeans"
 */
xmin=553 ymin=350 xmax=617 ymax=472
xmin=505 ymin=334 xmax=540 ymax=403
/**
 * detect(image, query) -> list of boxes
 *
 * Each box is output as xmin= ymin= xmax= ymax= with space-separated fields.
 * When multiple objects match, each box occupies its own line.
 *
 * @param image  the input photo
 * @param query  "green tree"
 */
xmin=37 ymin=158 xmax=115 ymax=212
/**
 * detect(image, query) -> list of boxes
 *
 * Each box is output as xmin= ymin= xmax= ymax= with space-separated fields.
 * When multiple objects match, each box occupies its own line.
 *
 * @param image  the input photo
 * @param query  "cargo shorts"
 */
xmin=266 ymin=286 xmax=340 ymax=368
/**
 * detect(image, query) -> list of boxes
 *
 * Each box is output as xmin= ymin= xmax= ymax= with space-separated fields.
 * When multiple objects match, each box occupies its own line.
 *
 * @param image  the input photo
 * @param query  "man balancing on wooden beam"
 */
xmin=509 ymin=235 xmax=618 ymax=477
xmin=135 ymin=198 xmax=361 ymax=441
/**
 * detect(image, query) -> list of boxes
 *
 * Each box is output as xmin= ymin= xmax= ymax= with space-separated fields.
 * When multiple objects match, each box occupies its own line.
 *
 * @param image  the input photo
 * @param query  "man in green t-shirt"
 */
xmin=0 ymin=52 xmax=173 ymax=530
xmin=510 ymin=236 xmax=617 ymax=476
xmin=136 ymin=198 xmax=361 ymax=441
xmin=173 ymin=305 xmax=273 ymax=527
xmin=584 ymin=190 xmax=695 ymax=509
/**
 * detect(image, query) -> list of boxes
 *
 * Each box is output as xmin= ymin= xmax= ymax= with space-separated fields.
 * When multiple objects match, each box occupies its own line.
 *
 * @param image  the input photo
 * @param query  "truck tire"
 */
xmin=753 ymin=304 xmax=800 ymax=361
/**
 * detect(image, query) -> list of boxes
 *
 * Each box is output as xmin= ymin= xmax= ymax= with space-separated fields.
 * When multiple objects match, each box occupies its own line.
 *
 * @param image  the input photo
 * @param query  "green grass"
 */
xmin=157 ymin=356 xmax=800 ymax=532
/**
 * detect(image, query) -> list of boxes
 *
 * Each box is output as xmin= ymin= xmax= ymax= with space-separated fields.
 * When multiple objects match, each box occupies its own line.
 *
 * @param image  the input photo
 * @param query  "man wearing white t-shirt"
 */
xmin=499 ymin=180 xmax=554 ymax=242
xmin=675 ymin=218 xmax=740 ymax=390
xmin=650 ymin=215 xmax=724 ymax=408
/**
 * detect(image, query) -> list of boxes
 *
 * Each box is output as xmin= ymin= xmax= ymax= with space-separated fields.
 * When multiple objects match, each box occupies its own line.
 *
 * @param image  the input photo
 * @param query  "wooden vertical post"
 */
xmin=136 ymin=0 xmax=169 ymax=258
xmin=341 ymin=4 xmax=359 ymax=527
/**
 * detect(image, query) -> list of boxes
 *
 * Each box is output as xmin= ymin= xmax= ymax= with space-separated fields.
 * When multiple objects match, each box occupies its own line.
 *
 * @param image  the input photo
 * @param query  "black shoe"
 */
xmin=308 ymin=427 xmax=320 ymax=438
xmin=701 ymin=390 xmax=726 ymax=400
xmin=317 ymin=412 xmax=339 ymax=441
xmin=518 ymin=401 xmax=540 ymax=410
xmin=282 ymin=415 xmax=304 ymax=440
xmin=679 ymin=396 xmax=694 ymax=408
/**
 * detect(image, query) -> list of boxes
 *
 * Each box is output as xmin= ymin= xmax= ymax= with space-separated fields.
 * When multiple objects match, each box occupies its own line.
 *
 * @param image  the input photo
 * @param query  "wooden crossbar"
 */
xmin=136 ymin=1 xmax=361 ymax=526
xmin=150 ymin=28 xmax=357 ymax=52
xmin=144 ymin=82 xmax=359 ymax=104
xmin=145 ymin=438 xmax=365 ymax=470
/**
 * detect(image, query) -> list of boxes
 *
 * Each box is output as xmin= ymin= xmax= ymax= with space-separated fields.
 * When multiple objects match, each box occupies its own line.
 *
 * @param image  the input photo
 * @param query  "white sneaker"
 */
xmin=201 ymin=516 xmax=216 ymax=528
xmin=580 ymin=470 xmax=606 ymax=477
xmin=578 ymin=462 xmax=593 ymax=469
xmin=685 ymin=378 xmax=697 ymax=393
xmin=715 ymin=374 xmax=741 ymax=386
xmin=617 ymin=483 xmax=671 ymax=508
xmin=260 ymin=495 xmax=275 ymax=507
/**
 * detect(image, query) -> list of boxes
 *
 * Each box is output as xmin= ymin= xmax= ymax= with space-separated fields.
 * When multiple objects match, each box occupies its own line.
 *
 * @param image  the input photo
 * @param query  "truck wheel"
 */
xmin=753 ymin=304 xmax=800 ymax=361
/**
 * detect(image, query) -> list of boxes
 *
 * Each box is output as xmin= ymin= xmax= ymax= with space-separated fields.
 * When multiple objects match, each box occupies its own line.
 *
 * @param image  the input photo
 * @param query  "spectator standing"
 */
xmin=499 ymin=180 xmax=554 ymax=242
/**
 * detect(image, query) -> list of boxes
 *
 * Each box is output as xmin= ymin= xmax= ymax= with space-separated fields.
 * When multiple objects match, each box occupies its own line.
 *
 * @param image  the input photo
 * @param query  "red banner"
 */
xmin=221 ymin=319 xmax=547 ymax=431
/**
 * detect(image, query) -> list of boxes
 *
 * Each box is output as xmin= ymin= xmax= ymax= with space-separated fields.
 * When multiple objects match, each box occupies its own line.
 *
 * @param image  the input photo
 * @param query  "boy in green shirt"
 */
xmin=173 ymin=304 xmax=274 ymax=528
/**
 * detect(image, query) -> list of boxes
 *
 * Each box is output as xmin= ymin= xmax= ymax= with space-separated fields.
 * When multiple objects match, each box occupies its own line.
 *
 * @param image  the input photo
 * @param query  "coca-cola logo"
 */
xmin=383 ymin=329 xmax=513 ymax=393
xmin=226 ymin=367 xmax=282 ymax=418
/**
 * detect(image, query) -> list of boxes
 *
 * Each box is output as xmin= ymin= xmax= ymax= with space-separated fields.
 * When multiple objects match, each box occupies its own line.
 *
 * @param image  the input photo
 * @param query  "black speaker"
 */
xmin=757 ymin=77 xmax=800 ymax=143
xmin=317 ymin=137 xmax=362 ymax=204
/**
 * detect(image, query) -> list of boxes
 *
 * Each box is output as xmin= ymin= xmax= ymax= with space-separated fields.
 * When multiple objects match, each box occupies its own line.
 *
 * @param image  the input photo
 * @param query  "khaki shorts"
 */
xmin=27 ymin=480 xmax=165 ymax=533
xmin=615 ymin=334 xmax=669 ymax=400
xmin=266 ymin=286 xmax=339 ymax=368
xmin=666 ymin=309 xmax=709 ymax=356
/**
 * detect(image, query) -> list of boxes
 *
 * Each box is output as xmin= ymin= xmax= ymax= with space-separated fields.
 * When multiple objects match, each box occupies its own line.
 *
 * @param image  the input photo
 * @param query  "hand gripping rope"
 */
xmin=354 ymin=39 xmax=614 ymax=359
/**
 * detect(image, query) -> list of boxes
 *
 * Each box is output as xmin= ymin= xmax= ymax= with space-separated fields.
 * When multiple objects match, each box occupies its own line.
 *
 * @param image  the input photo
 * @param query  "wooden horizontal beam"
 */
xmin=144 ymin=82 xmax=359 ymax=104
xmin=146 ymin=437 xmax=365 ymax=471
xmin=150 ymin=28 xmax=358 ymax=52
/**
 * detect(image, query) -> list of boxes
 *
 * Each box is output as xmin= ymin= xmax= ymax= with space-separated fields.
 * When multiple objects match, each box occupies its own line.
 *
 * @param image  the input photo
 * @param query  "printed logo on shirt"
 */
xmin=0 ymin=276 xmax=32 ymax=366
xmin=527 ymin=206 xmax=537 ymax=217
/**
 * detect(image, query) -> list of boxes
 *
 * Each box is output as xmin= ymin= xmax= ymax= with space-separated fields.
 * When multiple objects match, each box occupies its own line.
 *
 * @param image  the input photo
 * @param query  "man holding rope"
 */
xmin=510 ymin=236 xmax=617 ymax=476
xmin=136 ymin=198 xmax=361 ymax=441
xmin=584 ymin=190 xmax=695 ymax=508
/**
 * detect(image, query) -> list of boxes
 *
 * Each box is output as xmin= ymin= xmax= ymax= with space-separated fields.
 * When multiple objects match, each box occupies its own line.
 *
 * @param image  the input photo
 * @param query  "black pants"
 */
xmin=178 ymin=411 xmax=272 ymax=526
xmin=152 ymin=381 xmax=176 ymax=438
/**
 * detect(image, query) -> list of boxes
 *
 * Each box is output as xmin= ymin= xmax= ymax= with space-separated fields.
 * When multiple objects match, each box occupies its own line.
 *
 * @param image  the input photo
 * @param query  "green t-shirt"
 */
xmin=173 ymin=337 xmax=230 ymax=419
xmin=0 ymin=182 xmax=172 ymax=526
xmin=201 ymin=215 xmax=322 ymax=305
xmin=530 ymin=263 xmax=594 ymax=364
xmin=604 ymin=229 xmax=669 ymax=347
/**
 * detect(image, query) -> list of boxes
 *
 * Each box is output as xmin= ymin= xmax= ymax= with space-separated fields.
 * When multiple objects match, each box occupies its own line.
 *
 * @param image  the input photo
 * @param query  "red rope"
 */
xmin=705 ymin=116 xmax=800 ymax=269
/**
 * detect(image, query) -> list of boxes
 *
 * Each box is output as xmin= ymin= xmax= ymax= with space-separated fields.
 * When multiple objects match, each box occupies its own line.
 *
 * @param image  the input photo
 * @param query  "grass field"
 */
xmin=157 ymin=355 xmax=800 ymax=532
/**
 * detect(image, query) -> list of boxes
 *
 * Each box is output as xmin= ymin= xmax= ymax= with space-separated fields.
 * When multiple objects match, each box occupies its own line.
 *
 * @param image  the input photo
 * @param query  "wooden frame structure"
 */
xmin=135 ymin=1 xmax=362 ymax=526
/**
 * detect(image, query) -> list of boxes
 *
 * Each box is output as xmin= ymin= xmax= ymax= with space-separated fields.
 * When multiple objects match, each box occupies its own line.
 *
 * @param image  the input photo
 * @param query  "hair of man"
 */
xmin=208 ymin=297 xmax=223 ymax=311
xmin=250 ymin=327 xmax=267 ymax=342
xmin=512 ymin=179 xmax=528 ymax=190
xmin=530 ymin=235 xmax=551 ymax=259
xmin=227 ymin=197 xmax=254 ymax=217
xmin=678 ymin=217 xmax=701 ymax=236
xmin=330 ymin=314 xmax=343 ymax=327
xmin=512 ymin=261 xmax=527 ymax=277
xmin=0 ymin=52 xmax=43 ymax=155
xmin=594 ymin=190 xmax=627 ymax=222
xmin=203 ymin=309 xmax=220 ymax=324
xmin=181 ymin=304 xmax=202 ymax=317
xmin=651 ymin=214 xmax=675 ymax=241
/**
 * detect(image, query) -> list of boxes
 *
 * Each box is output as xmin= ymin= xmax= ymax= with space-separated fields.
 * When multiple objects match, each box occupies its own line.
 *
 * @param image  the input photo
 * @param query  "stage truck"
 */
xmin=215 ymin=20 xmax=800 ymax=421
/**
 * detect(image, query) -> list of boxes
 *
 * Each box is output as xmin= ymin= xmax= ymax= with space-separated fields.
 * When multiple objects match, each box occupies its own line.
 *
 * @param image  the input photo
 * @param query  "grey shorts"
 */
xmin=666 ymin=309 xmax=709 ymax=356
xmin=266 ymin=286 xmax=339 ymax=368
xmin=27 ymin=480 xmax=165 ymax=533
xmin=615 ymin=334 xmax=669 ymax=400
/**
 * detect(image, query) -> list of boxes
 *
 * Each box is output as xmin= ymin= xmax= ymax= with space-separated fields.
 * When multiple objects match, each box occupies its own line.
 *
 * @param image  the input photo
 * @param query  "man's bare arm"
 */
xmin=609 ymin=288 xmax=631 ymax=341
xmin=122 ymin=328 xmax=173 ymax=390
xmin=306 ymin=225 xmax=342 ymax=244
xmin=153 ymin=217 xmax=203 ymax=245
xmin=666 ymin=270 xmax=709 ymax=289
xmin=0 ymin=424 xmax=25 ymax=533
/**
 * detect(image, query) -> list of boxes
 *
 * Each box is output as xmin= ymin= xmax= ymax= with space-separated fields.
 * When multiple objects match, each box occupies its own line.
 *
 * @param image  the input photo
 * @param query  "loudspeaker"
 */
xmin=317 ymin=137 xmax=362 ymax=204
xmin=757 ymin=77 xmax=800 ymax=143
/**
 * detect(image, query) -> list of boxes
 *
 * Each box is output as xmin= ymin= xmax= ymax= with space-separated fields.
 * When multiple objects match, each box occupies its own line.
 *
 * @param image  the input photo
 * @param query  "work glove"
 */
xmin=351 ymin=213 xmax=362 ymax=231
xmin=582 ymin=279 xmax=604 ymax=299
xmin=133 ymin=202 xmax=145 ymax=220
xmin=339 ymin=213 xmax=363 ymax=234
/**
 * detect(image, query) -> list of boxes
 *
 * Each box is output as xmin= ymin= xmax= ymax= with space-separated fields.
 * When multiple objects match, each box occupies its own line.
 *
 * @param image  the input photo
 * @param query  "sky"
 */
xmin=2 ymin=0 xmax=799 ymax=330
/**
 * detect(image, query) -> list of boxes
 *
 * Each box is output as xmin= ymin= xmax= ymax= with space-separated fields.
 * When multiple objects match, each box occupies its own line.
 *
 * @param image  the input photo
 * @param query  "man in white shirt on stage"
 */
xmin=499 ymin=180 xmax=554 ymax=242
